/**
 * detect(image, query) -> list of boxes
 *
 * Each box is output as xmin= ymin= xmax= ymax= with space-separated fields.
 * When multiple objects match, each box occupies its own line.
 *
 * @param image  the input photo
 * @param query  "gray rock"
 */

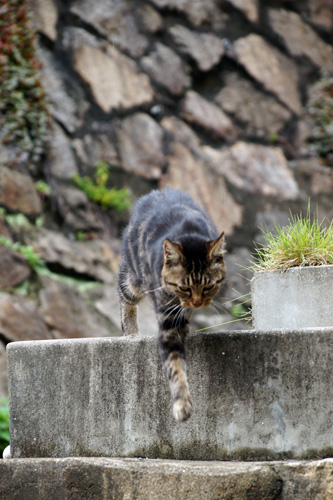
xmin=0 ymin=246 xmax=31 ymax=289
xmin=225 ymin=0 xmax=259 ymax=22
xmin=290 ymin=159 xmax=333 ymax=196
xmin=0 ymin=217 xmax=12 ymax=240
xmin=72 ymin=133 xmax=120 ymax=170
xmin=118 ymin=113 xmax=166 ymax=180
xmin=51 ymin=184 xmax=101 ymax=232
xmin=39 ymin=277 xmax=119 ymax=339
xmin=308 ymin=0 xmax=333 ymax=31
xmin=0 ymin=292 xmax=52 ymax=342
xmin=73 ymin=42 xmax=153 ymax=112
xmin=136 ymin=4 xmax=163 ymax=33
xmin=70 ymin=0 xmax=148 ymax=58
xmin=255 ymin=210 xmax=291 ymax=246
xmin=150 ymin=0 xmax=226 ymax=29
xmin=61 ymin=26 xmax=100 ymax=52
xmin=0 ymin=143 xmax=20 ymax=166
xmin=169 ymin=25 xmax=224 ymax=71
xmin=33 ymin=230 xmax=117 ymax=283
xmin=48 ymin=123 xmax=78 ymax=180
xmin=180 ymin=90 xmax=237 ymax=140
xmin=46 ymin=124 xmax=100 ymax=231
xmin=141 ymin=43 xmax=190 ymax=96
xmin=94 ymin=286 xmax=158 ymax=337
xmin=38 ymin=48 xmax=88 ymax=134
xmin=0 ymin=166 xmax=42 ymax=216
xmin=223 ymin=247 xmax=253 ymax=302
xmin=209 ymin=142 xmax=299 ymax=199
xmin=45 ymin=127 xmax=100 ymax=231
xmin=233 ymin=34 xmax=301 ymax=114
xmin=269 ymin=8 xmax=333 ymax=71
xmin=216 ymin=72 xmax=291 ymax=138
xmin=31 ymin=0 xmax=58 ymax=41
xmin=292 ymin=116 xmax=314 ymax=156
xmin=161 ymin=116 xmax=202 ymax=152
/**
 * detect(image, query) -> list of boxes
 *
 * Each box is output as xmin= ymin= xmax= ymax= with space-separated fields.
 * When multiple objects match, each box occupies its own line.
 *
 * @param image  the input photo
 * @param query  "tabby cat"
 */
xmin=118 ymin=188 xmax=226 ymax=422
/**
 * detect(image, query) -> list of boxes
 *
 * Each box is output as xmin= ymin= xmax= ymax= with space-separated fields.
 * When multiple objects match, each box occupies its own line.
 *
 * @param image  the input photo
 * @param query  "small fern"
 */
xmin=73 ymin=162 xmax=131 ymax=211
xmin=0 ymin=235 xmax=45 ymax=271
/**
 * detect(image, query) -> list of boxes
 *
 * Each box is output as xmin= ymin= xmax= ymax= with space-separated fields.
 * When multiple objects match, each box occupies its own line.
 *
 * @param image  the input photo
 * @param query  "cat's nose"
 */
xmin=191 ymin=297 xmax=203 ymax=308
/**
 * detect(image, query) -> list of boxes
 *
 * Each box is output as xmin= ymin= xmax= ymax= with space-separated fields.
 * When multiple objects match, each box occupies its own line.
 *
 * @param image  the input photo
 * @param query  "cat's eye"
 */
xmin=203 ymin=285 xmax=215 ymax=293
xmin=179 ymin=286 xmax=191 ymax=294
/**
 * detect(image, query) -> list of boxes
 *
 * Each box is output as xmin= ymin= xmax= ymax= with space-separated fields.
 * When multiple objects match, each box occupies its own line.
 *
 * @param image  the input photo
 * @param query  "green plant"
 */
xmin=75 ymin=231 xmax=87 ymax=241
xmin=230 ymin=302 xmax=248 ymax=319
xmin=0 ymin=398 xmax=10 ymax=454
xmin=36 ymin=266 xmax=102 ymax=293
xmin=0 ymin=0 xmax=51 ymax=166
xmin=250 ymin=204 xmax=333 ymax=271
xmin=0 ymin=235 xmax=45 ymax=271
xmin=5 ymin=212 xmax=31 ymax=232
xmin=269 ymin=132 xmax=279 ymax=145
xmin=73 ymin=161 xmax=131 ymax=211
xmin=35 ymin=180 xmax=51 ymax=196
xmin=35 ymin=215 xmax=44 ymax=228
xmin=307 ymin=71 xmax=333 ymax=166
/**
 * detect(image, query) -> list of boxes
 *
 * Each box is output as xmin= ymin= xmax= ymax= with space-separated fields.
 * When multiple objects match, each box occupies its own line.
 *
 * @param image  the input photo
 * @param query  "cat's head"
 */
xmin=161 ymin=232 xmax=226 ymax=309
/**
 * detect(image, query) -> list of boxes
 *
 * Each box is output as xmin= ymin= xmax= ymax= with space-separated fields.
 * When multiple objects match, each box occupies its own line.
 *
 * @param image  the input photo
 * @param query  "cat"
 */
xmin=118 ymin=188 xmax=226 ymax=422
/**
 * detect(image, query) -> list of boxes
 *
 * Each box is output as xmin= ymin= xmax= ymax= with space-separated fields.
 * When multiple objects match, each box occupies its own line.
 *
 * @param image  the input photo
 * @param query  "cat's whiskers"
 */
xmin=171 ymin=305 xmax=186 ymax=329
xmin=163 ymin=299 xmax=181 ymax=314
xmin=163 ymin=303 xmax=182 ymax=323
xmin=211 ymin=300 xmax=228 ymax=314
xmin=162 ymin=295 xmax=179 ymax=309
xmin=207 ymin=303 xmax=219 ymax=316
xmin=144 ymin=285 xmax=165 ymax=295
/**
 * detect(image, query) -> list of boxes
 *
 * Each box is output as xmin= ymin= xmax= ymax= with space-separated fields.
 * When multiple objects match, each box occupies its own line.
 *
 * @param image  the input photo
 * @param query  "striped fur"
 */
xmin=118 ymin=188 xmax=226 ymax=422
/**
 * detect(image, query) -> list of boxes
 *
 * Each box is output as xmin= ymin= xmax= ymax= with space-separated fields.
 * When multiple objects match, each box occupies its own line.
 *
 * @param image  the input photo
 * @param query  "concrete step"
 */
xmin=1 ymin=457 xmax=333 ymax=500
xmin=7 ymin=329 xmax=333 ymax=460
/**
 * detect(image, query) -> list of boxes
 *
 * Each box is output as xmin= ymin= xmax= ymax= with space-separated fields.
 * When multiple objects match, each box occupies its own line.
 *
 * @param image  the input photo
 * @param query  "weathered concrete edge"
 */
xmin=6 ymin=326 xmax=333 ymax=348
xmin=0 ymin=458 xmax=332 ymax=500
xmin=7 ymin=328 xmax=333 ymax=461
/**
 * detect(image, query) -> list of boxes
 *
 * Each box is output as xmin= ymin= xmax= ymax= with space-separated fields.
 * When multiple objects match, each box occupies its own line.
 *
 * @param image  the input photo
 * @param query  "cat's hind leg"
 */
xmin=118 ymin=263 xmax=142 ymax=336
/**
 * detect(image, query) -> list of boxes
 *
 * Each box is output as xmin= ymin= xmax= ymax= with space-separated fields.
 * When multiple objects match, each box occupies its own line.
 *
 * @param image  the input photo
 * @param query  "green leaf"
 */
xmin=0 ymin=398 xmax=10 ymax=453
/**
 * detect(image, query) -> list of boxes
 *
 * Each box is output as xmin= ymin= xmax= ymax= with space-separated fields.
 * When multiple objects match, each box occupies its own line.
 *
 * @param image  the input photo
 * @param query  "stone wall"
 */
xmin=0 ymin=0 xmax=333 ymax=395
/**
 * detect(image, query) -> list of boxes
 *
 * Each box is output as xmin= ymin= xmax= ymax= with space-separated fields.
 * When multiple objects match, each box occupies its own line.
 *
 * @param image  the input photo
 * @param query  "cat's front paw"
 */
xmin=173 ymin=397 xmax=192 ymax=423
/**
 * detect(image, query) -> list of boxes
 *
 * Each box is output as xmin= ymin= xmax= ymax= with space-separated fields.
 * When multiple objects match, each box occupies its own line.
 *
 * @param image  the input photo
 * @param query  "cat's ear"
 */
xmin=163 ymin=239 xmax=184 ymax=266
xmin=207 ymin=232 xmax=225 ymax=261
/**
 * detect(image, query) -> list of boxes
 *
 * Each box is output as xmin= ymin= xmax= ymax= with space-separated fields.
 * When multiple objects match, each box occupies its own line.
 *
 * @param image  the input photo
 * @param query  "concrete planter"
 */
xmin=251 ymin=265 xmax=333 ymax=330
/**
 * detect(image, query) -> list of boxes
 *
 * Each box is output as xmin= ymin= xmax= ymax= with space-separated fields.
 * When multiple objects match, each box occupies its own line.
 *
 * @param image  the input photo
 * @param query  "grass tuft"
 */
xmin=250 ymin=204 xmax=333 ymax=272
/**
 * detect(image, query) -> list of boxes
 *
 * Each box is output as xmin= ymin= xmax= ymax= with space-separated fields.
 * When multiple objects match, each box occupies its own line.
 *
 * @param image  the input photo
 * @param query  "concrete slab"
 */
xmin=1 ymin=457 xmax=333 ymax=500
xmin=7 ymin=329 xmax=333 ymax=460
xmin=252 ymin=265 xmax=333 ymax=330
